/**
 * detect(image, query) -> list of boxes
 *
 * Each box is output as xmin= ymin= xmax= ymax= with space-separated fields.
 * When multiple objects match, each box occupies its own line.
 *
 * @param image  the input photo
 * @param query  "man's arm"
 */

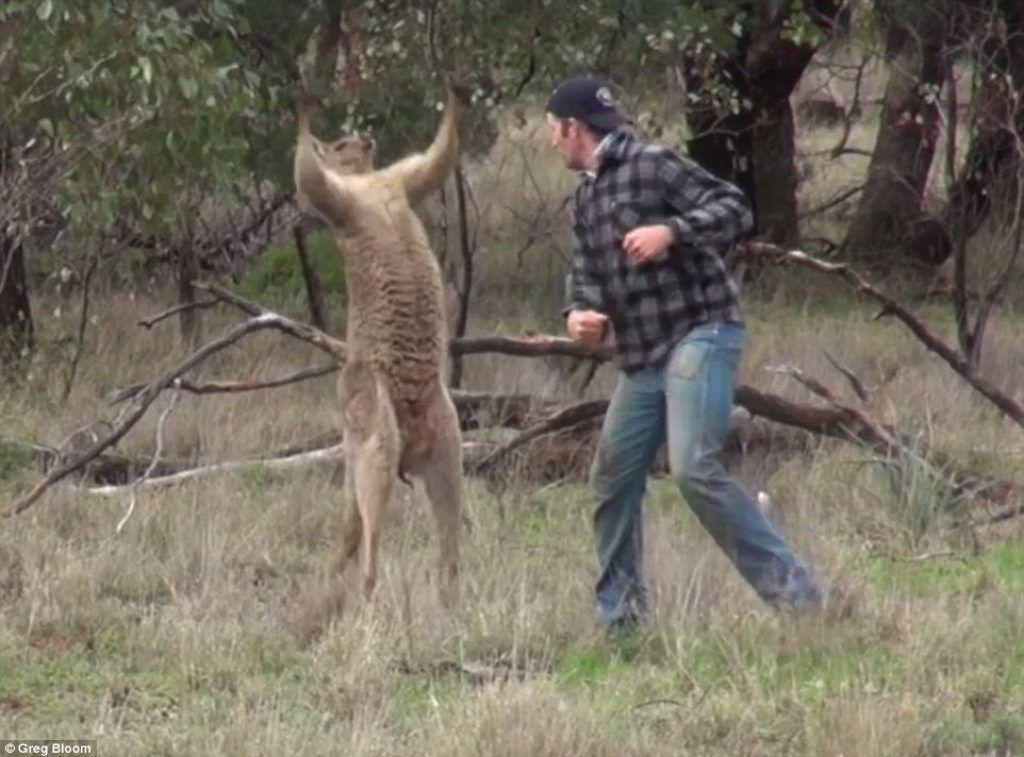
xmin=658 ymin=150 xmax=754 ymax=248
xmin=564 ymin=236 xmax=606 ymax=315
xmin=563 ymin=201 xmax=610 ymax=344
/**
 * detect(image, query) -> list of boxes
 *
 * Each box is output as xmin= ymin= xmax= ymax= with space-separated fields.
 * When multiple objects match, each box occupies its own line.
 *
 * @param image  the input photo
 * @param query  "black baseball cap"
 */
xmin=546 ymin=76 xmax=627 ymax=131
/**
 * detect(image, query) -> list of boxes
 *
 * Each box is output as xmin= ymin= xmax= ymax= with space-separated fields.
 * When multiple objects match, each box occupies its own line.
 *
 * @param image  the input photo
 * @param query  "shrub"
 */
xmin=236 ymin=231 xmax=345 ymax=305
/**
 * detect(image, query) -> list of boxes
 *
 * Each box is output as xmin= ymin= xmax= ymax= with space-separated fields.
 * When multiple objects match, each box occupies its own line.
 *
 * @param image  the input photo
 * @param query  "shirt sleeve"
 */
xmin=561 ymin=185 xmax=607 ymax=317
xmin=563 ymin=232 xmax=606 ymax=317
xmin=657 ymin=150 xmax=754 ymax=248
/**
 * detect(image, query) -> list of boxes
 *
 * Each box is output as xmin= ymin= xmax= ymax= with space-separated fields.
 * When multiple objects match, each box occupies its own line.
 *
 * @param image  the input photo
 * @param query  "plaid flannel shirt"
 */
xmin=566 ymin=129 xmax=751 ymax=372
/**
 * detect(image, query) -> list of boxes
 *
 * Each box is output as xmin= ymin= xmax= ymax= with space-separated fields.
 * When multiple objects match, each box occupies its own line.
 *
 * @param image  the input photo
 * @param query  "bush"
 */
xmin=236 ymin=231 xmax=345 ymax=305
xmin=0 ymin=441 xmax=30 ymax=484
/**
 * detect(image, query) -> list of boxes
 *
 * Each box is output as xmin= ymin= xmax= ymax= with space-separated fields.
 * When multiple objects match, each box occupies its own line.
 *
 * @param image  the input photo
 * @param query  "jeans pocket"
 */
xmin=669 ymin=340 xmax=711 ymax=380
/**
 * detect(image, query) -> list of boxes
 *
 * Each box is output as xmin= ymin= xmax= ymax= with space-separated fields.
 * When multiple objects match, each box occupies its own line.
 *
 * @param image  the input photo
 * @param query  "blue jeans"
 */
xmin=591 ymin=321 xmax=822 ymax=627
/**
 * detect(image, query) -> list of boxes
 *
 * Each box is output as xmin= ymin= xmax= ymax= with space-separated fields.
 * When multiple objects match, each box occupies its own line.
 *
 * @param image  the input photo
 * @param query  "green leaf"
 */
xmin=37 ymin=0 xmax=53 ymax=21
xmin=179 ymin=76 xmax=198 ymax=99
xmin=139 ymin=56 xmax=153 ymax=84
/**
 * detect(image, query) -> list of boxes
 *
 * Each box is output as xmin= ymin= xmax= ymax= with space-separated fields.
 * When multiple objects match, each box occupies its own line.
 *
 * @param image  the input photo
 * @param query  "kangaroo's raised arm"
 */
xmin=294 ymin=100 xmax=354 ymax=226
xmin=385 ymin=83 xmax=467 ymax=205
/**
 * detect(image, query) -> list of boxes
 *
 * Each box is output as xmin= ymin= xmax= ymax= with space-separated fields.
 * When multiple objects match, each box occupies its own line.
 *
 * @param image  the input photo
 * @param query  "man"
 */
xmin=546 ymin=76 xmax=823 ymax=630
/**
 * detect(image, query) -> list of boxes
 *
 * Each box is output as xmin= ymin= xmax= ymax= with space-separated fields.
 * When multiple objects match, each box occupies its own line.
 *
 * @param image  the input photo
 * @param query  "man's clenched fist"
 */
xmin=567 ymin=309 xmax=609 ymax=346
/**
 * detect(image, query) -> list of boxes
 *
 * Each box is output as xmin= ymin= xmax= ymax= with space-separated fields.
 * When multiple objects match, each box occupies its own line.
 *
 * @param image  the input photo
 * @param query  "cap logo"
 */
xmin=595 ymin=86 xmax=614 ymax=107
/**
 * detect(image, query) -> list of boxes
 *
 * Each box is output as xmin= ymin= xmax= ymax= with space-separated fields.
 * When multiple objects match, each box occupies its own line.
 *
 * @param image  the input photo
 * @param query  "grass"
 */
xmin=3 ymin=104 xmax=1024 ymax=755
xmin=3 ymin=308 xmax=1024 ymax=755
xmin=4 ymin=266 xmax=1024 ymax=755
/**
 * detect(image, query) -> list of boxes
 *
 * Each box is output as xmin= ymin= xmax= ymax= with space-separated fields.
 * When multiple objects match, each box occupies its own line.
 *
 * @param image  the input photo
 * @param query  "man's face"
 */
xmin=546 ymin=113 xmax=586 ymax=170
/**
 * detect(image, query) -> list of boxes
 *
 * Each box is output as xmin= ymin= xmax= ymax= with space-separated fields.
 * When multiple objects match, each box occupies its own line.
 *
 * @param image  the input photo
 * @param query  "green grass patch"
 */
xmin=855 ymin=540 xmax=1024 ymax=596
xmin=235 ymin=231 xmax=345 ymax=305
xmin=928 ymin=713 xmax=1024 ymax=755
xmin=556 ymin=644 xmax=630 ymax=687
xmin=0 ymin=440 xmax=31 ymax=483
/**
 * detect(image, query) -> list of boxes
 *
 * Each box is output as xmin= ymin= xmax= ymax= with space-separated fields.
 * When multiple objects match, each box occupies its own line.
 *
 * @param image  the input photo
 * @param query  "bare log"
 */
xmin=90 ymin=443 xmax=346 ymax=496
xmin=739 ymin=241 xmax=1024 ymax=429
xmin=734 ymin=384 xmax=894 ymax=451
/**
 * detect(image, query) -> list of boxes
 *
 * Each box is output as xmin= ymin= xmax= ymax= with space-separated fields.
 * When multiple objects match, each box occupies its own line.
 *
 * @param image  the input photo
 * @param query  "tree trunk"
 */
xmin=684 ymin=58 xmax=758 ymax=224
xmin=844 ymin=14 xmax=946 ymax=266
xmin=684 ymin=67 xmax=757 ymax=212
xmin=683 ymin=1 xmax=846 ymax=245
xmin=177 ymin=244 xmax=200 ymax=350
xmin=293 ymin=224 xmax=329 ymax=330
xmin=0 ymin=228 xmax=34 ymax=364
xmin=748 ymin=103 xmax=800 ymax=244
xmin=947 ymin=4 xmax=1024 ymax=238
xmin=449 ymin=166 xmax=474 ymax=389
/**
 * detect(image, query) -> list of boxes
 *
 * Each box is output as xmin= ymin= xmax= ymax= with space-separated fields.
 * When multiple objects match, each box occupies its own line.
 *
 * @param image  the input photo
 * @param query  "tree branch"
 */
xmin=739 ymin=241 xmax=1024 ymax=428
xmin=91 ymin=443 xmax=345 ymax=496
xmin=451 ymin=335 xmax=614 ymax=360
xmin=108 ymin=364 xmax=341 ymax=405
xmin=468 ymin=399 xmax=608 ymax=474
xmin=193 ymin=281 xmax=346 ymax=358
xmin=138 ymin=298 xmax=219 ymax=329
xmin=5 ymin=313 xmax=338 ymax=517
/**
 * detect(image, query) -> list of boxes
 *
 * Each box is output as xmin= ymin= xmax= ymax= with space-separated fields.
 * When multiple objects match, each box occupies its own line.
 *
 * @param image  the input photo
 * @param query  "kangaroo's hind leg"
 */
xmin=408 ymin=385 xmax=463 ymax=609
xmin=341 ymin=363 xmax=400 ymax=600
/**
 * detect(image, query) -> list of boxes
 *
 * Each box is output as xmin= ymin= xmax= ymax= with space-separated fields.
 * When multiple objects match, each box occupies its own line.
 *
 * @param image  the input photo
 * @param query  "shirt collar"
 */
xmin=581 ymin=129 xmax=631 ymax=180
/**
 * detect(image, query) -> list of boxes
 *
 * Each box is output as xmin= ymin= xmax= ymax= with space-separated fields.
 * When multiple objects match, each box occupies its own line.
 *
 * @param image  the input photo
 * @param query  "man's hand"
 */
xmin=622 ymin=224 xmax=674 ymax=264
xmin=566 ymin=309 xmax=609 ymax=346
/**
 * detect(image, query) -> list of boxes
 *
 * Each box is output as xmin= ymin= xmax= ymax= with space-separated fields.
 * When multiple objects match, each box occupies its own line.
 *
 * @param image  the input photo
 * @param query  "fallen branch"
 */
xmin=468 ymin=399 xmax=609 ymax=474
xmin=116 ymin=386 xmax=181 ymax=533
xmin=5 ymin=313 xmax=342 ymax=517
xmin=768 ymin=364 xmax=901 ymax=455
xmin=740 ymin=241 xmax=1024 ymax=429
xmin=90 ymin=443 xmax=345 ymax=496
xmin=734 ymin=384 xmax=888 ymax=448
xmin=823 ymin=349 xmax=871 ymax=403
xmin=984 ymin=503 xmax=1024 ymax=526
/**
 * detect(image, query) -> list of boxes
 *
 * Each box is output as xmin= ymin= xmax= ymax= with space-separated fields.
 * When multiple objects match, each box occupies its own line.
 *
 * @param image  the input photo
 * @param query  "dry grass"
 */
xmin=2 ymin=274 xmax=1023 ymax=755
